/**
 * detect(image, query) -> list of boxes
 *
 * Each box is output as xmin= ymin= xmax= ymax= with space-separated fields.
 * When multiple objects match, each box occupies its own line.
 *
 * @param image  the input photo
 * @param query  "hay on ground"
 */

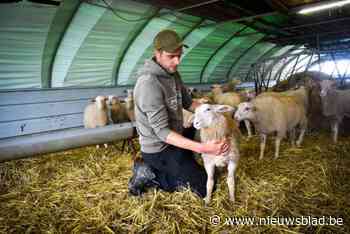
xmin=0 ymin=134 xmax=349 ymax=233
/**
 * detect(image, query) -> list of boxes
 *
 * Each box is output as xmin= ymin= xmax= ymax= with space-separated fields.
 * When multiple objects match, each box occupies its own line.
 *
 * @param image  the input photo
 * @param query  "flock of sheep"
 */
xmin=83 ymin=89 xmax=135 ymax=129
xmin=83 ymin=89 xmax=135 ymax=148
xmin=81 ymin=76 xmax=350 ymax=205
xmin=187 ymin=77 xmax=349 ymax=204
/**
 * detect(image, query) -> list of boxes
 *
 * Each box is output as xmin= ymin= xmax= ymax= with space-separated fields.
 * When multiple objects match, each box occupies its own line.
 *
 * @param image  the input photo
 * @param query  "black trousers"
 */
xmin=141 ymin=127 xmax=209 ymax=198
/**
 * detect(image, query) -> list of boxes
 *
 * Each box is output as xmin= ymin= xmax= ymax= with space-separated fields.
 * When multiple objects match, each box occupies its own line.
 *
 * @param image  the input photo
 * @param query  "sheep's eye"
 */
xmin=206 ymin=108 xmax=211 ymax=111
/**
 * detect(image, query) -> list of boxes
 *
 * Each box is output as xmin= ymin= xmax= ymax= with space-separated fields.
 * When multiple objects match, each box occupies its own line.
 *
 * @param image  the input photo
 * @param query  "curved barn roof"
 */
xmin=1 ymin=0 xmax=350 ymax=90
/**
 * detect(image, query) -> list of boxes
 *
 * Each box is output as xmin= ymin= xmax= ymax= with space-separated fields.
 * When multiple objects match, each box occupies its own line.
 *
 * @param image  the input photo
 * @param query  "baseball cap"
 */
xmin=154 ymin=29 xmax=188 ymax=53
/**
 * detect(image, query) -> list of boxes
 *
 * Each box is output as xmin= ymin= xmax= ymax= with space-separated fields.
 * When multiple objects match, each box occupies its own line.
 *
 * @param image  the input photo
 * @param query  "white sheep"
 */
xmin=183 ymin=97 xmax=215 ymax=128
xmin=211 ymin=80 xmax=241 ymax=93
xmin=84 ymin=96 xmax=109 ymax=128
xmin=193 ymin=104 xmax=241 ymax=205
xmin=83 ymin=95 xmax=109 ymax=149
xmin=211 ymin=85 xmax=253 ymax=138
xmin=234 ymin=93 xmax=307 ymax=160
xmin=124 ymin=89 xmax=135 ymax=122
xmin=320 ymin=79 xmax=350 ymax=142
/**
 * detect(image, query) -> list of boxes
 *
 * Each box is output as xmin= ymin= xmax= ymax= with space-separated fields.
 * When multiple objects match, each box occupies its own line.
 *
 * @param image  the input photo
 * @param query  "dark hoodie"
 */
xmin=134 ymin=58 xmax=192 ymax=153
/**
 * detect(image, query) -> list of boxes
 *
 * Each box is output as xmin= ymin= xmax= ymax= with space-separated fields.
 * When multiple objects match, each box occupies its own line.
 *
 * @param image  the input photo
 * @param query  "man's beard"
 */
xmin=166 ymin=66 xmax=177 ymax=74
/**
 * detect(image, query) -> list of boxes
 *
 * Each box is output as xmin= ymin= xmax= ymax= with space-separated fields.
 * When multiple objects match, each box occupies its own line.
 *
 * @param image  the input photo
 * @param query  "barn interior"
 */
xmin=0 ymin=0 xmax=350 ymax=233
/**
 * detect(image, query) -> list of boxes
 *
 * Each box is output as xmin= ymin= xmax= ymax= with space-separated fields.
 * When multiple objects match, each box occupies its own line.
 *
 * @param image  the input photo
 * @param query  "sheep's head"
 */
xmin=107 ymin=95 xmax=120 ymax=105
xmin=210 ymin=84 xmax=223 ymax=95
xmin=193 ymin=104 xmax=234 ymax=130
xmin=95 ymin=96 xmax=108 ymax=109
xmin=126 ymin=89 xmax=133 ymax=98
xmin=194 ymin=97 xmax=211 ymax=104
xmin=320 ymin=80 xmax=336 ymax=98
xmin=242 ymin=89 xmax=256 ymax=101
xmin=234 ymin=102 xmax=256 ymax=122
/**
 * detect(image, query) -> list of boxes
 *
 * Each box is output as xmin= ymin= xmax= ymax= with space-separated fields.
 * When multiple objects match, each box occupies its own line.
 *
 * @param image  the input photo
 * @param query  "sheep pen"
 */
xmin=0 ymin=133 xmax=349 ymax=233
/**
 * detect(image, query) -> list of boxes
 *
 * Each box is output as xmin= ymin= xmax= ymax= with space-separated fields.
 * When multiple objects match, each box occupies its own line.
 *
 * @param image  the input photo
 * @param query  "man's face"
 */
xmin=155 ymin=47 xmax=183 ymax=74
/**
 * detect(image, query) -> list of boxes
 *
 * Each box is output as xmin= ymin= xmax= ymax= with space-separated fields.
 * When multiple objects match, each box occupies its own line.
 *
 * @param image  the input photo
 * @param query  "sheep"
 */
xmin=211 ymin=80 xmax=241 ymax=93
xmin=107 ymin=94 xmax=137 ymax=155
xmin=193 ymin=104 xmax=241 ymax=205
xmin=210 ymin=85 xmax=253 ymax=138
xmin=83 ymin=95 xmax=109 ymax=149
xmin=187 ymin=87 xmax=203 ymax=98
xmin=125 ymin=89 xmax=135 ymax=122
xmin=239 ymin=88 xmax=256 ymax=101
xmin=107 ymin=95 xmax=129 ymax=124
xmin=234 ymin=93 xmax=307 ymax=160
xmin=84 ymin=95 xmax=109 ymax=128
xmin=320 ymin=79 xmax=350 ymax=143
xmin=182 ymin=109 xmax=194 ymax=128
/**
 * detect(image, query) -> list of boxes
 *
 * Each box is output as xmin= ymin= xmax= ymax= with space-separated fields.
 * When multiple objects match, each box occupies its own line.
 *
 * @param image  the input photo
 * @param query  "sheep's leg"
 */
xmin=104 ymin=143 xmax=108 ymax=148
xmin=259 ymin=134 xmax=267 ymax=160
xmin=227 ymin=161 xmax=237 ymax=203
xmin=296 ymin=119 xmax=307 ymax=147
xmin=203 ymin=163 xmax=215 ymax=205
xmin=274 ymin=137 xmax=282 ymax=159
xmin=244 ymin=120 xmax=252 ymax=138
xmin=289 ymin=128 xmax=296 ymax=147
xmin=331 ymin=121 xmax=339 ymax=143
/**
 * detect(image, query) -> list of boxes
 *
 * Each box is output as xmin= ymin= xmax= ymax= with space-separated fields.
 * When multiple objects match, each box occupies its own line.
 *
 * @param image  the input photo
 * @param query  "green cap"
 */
xmin=154 ymin=29 xmax=188 ymax=53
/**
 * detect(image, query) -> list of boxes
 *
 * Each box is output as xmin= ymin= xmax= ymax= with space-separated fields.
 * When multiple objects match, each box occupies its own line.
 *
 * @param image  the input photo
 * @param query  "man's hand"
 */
xmin=200 ymin=139 xmax=230 ymax=156
xmin=165 ymin=131 xmax=230 ymax=156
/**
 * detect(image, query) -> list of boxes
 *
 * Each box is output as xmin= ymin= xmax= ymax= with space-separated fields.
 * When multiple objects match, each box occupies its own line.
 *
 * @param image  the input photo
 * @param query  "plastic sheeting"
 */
xmin=0 ymin=0 xmax=295 ymax=90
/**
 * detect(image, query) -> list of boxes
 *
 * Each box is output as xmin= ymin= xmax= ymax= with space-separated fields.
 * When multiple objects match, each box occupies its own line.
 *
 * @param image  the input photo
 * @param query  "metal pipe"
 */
xmin=198 ymin=11 xmax=278 ymax=28
xmin=175 ymin=0 xmax=223 ymax=12
xmin=330 ymin=52 xmax=342 ymax=78
xmin=0 ymin=123 xmax=135 ymax=162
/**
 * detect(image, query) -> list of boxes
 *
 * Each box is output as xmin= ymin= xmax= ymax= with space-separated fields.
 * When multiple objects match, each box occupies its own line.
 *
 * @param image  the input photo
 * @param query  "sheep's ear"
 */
xmin=213 ymin=105 xmax=235 ymax=113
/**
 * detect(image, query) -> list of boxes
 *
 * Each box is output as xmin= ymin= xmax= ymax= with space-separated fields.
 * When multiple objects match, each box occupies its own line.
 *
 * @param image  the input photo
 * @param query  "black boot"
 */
xmin=128 ymin=159 xmax=159 ymax=196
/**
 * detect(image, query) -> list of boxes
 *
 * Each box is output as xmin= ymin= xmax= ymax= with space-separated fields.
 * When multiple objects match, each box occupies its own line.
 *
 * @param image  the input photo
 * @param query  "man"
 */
xmin=128 ymin=29 xmax=230 ymax=197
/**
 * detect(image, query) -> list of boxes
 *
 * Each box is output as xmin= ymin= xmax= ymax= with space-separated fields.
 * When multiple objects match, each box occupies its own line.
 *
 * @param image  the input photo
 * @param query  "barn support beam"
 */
xmin=199 ymin=24 xmax=250 ymax=83
xmin=113 ymin=7 xmax=160 ymax=86
xmin=226 ymin=36 xmax=266 ymax=82
xmin=330 ymin=52 xmax=342 ymax=78
xmin=251 ymin=44 xmax=281 ymax=82
xmin=305 ymin=50 xmax=315 ymax=71
xmin=41 ymin=0 xmax=81 ymax=88
xmin=0 ymin=123 xmax=135 ymax=162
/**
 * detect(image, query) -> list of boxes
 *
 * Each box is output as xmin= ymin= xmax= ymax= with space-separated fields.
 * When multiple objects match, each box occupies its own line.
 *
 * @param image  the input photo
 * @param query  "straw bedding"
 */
xmin=0 ymin=133 xmax=349 ymax=233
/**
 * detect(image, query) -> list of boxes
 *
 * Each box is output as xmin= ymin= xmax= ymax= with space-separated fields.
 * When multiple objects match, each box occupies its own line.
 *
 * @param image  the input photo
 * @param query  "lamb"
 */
xmin=320 ymin=79 xmax=350 ymax=143
xmin=234 ymin=93 xmax=307 ymax=160
xmin=84 ymin=96 xmax=109 ymax=128
xmin=83 ymin=95 xmax=109 ymax=148
xmin=125 ymin=89 xmax=135 ymax=122
xmin=193 ymin=104 xmax=241 ymax=205
xmin=211 ymin=80 xmax=241 ymax=93
xmin=187 ymin=87 xmax=203 ymax=98
xmin=107 ymin=95 xmax=129 ymax=124
xmin=211 ymin=84 xmax=253 ymax=138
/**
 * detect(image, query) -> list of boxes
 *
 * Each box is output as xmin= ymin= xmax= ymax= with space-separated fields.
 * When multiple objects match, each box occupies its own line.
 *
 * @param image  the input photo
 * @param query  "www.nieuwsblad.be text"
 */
xmin=209 ymin=215 xmax=343 ymax=226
